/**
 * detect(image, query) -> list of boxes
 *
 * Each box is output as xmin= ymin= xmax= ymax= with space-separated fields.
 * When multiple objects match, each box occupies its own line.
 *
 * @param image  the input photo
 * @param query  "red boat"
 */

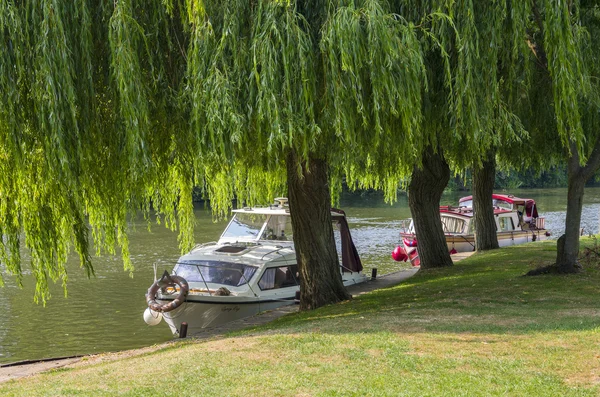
xmin=393 ymin=194 xmax=551 ymax=267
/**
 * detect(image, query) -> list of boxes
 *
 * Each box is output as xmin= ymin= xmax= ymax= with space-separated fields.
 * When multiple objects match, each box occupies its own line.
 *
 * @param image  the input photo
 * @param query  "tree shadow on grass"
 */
xmin=250 ymin=245 xmax=600 ymax=337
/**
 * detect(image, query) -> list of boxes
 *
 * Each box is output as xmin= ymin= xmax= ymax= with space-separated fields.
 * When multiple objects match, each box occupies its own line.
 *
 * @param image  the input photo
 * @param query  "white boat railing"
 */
xmin=260 ymin=246 xmax=291 ymax=260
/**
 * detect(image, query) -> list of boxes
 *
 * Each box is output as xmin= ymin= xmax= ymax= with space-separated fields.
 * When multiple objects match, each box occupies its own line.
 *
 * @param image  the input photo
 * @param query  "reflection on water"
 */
xmin=0 ymin=207 xmax=227 ymax=365
xmin=2 ymin=187 xmax=600 ymax=364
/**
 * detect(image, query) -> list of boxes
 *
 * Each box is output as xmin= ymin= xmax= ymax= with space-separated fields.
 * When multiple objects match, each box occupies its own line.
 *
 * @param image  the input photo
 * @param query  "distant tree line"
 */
xmin=445 ymin=166 xmax=600 ymax=192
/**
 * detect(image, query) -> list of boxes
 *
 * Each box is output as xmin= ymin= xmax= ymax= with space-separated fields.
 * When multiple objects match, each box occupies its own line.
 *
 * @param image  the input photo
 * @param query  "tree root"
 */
xmin=524 ymin=263 xmax=582 ymax=276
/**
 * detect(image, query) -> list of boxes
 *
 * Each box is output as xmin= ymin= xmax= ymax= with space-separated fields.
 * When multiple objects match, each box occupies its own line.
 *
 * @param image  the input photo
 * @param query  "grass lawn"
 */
xmin=1 ymin=239 xmax=600 ymax=396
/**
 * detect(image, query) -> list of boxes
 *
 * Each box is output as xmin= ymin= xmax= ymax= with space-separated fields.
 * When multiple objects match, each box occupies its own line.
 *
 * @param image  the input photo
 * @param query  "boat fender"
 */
xmin=392 ymin=246 xmax=408 ymax=262
xmin=146 ymin=275 xmax=189 ymax=313
xmin=143 ymin=307 xmax=163 ymax=326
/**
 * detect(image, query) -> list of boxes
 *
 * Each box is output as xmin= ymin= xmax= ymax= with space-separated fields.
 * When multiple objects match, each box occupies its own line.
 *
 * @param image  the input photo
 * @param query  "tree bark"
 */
xmin=555 ymin=139 xmax=600 ymax=272
xmin=555 ymin=150 xmax=586 ymax=272
xmin=556 ymin=174 xmax=585 ymax=272
xmin=472 ymin=153 xmax=499 ymax=251
xmin=286 ymin=150 xmax=351 ymax=310
xmin=408 ymin=147 xmax=453 ymax=269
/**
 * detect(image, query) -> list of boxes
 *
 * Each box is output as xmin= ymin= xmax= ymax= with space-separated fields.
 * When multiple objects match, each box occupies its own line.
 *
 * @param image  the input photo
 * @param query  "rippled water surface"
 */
xmin=2 ymin=187 xmax=600 ymax=364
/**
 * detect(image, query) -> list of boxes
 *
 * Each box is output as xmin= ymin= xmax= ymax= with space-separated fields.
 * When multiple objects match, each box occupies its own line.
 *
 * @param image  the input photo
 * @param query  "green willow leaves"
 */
xmin=0 ymin=0 xmax=191 ymax=302
xmin=1 ymin=0 xmax=597 ymax=300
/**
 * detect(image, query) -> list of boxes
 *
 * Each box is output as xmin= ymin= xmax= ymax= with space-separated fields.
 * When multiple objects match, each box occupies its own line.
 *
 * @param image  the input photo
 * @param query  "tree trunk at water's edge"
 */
xmin=286 ymin=150 xmax=351 ymax=310
xmin=556 ymin=174 xmax=585 ymax=272
xmin=408 ymin=147 xmax=453 ymax=269
xmin=555 ymin=152 xmax=586 ymax=272
xmin=473 ymin=153 xmax=499 ymax=251
xmin=555 ymin=140 xmax=600 ymax=273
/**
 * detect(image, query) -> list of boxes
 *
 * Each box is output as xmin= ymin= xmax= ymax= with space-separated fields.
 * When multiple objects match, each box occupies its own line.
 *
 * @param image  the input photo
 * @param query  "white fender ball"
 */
xmin=143 ymin=307 xmax=163 ymax=326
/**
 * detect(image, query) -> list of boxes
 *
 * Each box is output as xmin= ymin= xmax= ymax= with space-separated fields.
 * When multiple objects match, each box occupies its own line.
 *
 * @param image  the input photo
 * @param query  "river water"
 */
xmin=1 ymin=187 xmax=600 ymax=364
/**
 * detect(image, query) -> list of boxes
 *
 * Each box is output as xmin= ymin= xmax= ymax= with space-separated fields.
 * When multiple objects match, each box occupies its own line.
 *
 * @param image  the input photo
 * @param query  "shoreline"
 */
xmin=1 ymin=253 xmax=474 ymax=384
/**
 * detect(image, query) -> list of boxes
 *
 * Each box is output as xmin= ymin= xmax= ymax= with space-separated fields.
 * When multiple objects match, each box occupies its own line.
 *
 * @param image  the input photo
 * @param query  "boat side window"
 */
xmin=261 ymin=215 xmax=294 ymax=241
xmin=492 ymin=199 xmax=512 ymax=210
xmin=498 ymin=216 xmax=515 ymax=232
xmin=175 ymin=261 xmax=258 ymax=287
xmin=258 ymin=265 xmax=299 ymax=290
xmin=460 ymin=199 xmax=473 ymax=208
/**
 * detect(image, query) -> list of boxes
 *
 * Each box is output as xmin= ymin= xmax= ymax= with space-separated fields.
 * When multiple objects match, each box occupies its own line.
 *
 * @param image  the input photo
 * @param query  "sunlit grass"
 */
xmin=1 ymin=239 xmax=599 ymax=396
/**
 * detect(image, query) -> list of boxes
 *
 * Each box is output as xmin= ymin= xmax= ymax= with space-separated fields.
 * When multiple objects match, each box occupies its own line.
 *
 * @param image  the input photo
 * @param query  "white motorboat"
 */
xmin=143 ymin=198 xmax=367 ymax=336
xmin=393 ymin=194 xmax=551 ymax=267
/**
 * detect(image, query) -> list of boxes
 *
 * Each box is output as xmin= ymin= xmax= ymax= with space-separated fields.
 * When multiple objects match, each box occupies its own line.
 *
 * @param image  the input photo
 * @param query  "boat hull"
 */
xmin=161 ymin=297 xmax=294 ymax=335
xmin=401 ymin=229 xmax=550 ymax=267
xmin=159 ymin=273 xmax=368 ymax=335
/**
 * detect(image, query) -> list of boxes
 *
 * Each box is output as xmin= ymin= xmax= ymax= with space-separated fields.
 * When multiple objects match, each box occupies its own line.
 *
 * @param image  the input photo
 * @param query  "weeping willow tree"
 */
xmin=519 ymin=0 xmax=600 ymax=273
xmin=371 ymin=1 xmax=532 ymax=265
xmin=186 ymin=0 xmax=428 ymax=308
xmin=0 ymin=0 xmax=428 ymax=308
xmin=4 ymin=0 xmax=592 ymax=308
xmin=462 ymin=1 xmax=534 ymax=252
xmin=0 ymin=0 xmax=198 ymax=303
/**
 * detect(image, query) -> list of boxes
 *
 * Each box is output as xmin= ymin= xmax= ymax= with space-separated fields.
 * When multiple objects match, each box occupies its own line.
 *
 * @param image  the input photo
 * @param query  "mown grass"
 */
xmin=2 ymin=239 xmax=600 ymax=396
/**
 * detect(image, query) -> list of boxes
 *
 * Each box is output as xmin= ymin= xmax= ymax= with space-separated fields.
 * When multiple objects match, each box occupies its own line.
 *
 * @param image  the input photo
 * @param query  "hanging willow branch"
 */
xmin=3 ymin=0 xmax=597 ymax=302
xmin=0 ymin=0 xmax=192 ymax=303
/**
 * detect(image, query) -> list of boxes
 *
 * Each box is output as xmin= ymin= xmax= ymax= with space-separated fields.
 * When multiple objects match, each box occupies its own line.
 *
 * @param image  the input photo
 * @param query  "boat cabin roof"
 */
xmin=459 ymin=194 xmax=535 ymax=207
xmin=458 ymin=193 xmax=539 ymax=218
xmin=232 ymin=197 xmax=346 ymax=217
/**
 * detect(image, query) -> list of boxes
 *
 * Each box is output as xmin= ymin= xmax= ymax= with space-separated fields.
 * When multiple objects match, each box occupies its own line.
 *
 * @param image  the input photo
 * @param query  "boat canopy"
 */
xmin=331 ymin=208 xmax=363 ymax=273
xmin=459 ymin=194 xmax=539 ymax=218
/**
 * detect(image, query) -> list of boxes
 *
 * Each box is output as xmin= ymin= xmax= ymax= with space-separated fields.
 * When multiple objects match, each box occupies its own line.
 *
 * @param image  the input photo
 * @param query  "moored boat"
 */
xmin=392 ymin=194 xmax=551 ymax=267
xmin=143 ymin=198 xmax=368 ymax=336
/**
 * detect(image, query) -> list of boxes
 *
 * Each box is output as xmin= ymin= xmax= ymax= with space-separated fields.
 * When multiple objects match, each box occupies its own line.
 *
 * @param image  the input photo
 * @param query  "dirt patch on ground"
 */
xmin=0 ymin=344 xmax=173 ymax=383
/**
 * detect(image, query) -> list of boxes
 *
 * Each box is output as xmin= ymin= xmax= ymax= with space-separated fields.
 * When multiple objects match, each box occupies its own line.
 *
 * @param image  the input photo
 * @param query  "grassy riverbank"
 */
xmin=2 ymin=239 xmax=600 ymax=396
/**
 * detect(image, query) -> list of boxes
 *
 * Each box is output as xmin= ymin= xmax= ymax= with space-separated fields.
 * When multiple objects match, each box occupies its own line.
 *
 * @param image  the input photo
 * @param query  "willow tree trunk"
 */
xmin=556 ymin=177 xmax=585 ymax=272
xmin=286 ymin=150 xmax=351 ymax=310
xmin=556 ymin=140 xmax=600 ymax=272
xmin=556 ymin=155 xmax=586 ymax=272
xmin=472 ymin=153 xmax=499 ymax=251
xmin=408 ymin=147 xmax=453 ymax=269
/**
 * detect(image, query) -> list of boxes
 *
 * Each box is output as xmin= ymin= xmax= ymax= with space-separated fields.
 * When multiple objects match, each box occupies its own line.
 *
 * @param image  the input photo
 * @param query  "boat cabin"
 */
xmin=437 ymin=207 xmax=522 ymax=235
xmin=218 ymin=197 xmax=351 ymax=245
xmin=458 ymin=194 xmax=539 ymax=224
xmin=183 ymin=197 xmax=362 ymax=277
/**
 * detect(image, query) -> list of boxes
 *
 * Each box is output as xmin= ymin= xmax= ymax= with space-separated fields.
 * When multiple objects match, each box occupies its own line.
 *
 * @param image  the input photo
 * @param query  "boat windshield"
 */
xmin=221 ymin=213 xmax=268 ymax=240
xmin=260 ymin=215 xmax=293 ymax=241
xmin=440 ymin=215 xmax=466 ymax=234
xmin=175 ymin=260 xmax=258 ymax=287
xmin=460 ymin=199 xmax=473 ymax=207
xmin=492 ymin=199 xmax=513 ymax=210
